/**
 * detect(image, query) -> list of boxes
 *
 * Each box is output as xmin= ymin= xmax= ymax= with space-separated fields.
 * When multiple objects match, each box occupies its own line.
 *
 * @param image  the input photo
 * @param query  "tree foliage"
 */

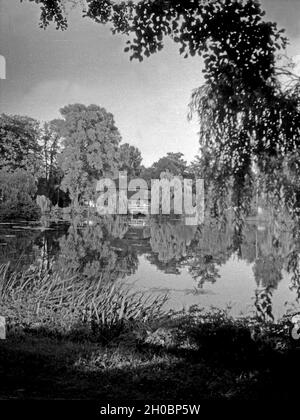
xmin=0 ymin=114 xmax=42 ymax=176
xmin=57 ymin=103 xmax=122 ymax=207
xmin=18 ymin=0 xmax=300 ymax=221
xmin=38 ymin=119 xmax=64 ymax=200
xmin=25 ymin=0 xmax=300 ymax=212
xmin=118 ymin=142 xmax=143 ymax=177
xmin=142 ymin=152 xmax=187 ymax=181
xmin=0 ymin=169 xmax=41 ymax=220
xmin=40 ymin=120 xmax=62 ymax=183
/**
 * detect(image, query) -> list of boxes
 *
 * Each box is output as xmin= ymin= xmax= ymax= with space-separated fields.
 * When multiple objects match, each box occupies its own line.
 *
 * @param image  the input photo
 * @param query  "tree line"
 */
xmin=0 ymin=103 xmax=198 ymax=220
xmin=21 ymin=0 xmax=300 ymax=220
xmin=0 ymin=98 xmax=293 ymax=221
xmin=4 ymin=0 xmax=300 ymax=220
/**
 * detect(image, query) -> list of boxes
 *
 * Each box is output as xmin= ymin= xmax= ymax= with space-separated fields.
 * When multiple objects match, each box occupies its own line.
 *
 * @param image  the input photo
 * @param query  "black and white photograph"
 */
xmin=1 ymin=0 xmax=300 ymax=412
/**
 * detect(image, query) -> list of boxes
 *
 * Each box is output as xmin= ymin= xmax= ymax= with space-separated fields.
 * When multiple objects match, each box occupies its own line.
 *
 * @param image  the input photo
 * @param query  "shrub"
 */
xmin=0 ymin=169 xmax=41 ymax=220
xmin=0 ymin=196 xmax=41 ymax=221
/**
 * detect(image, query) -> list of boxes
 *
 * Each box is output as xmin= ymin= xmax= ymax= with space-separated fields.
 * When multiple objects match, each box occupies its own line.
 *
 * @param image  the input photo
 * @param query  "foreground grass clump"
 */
xmin=0 ymin=263 xmax=167 ymax=341
xmin=1 ymin=264 xmax=300 ymax=400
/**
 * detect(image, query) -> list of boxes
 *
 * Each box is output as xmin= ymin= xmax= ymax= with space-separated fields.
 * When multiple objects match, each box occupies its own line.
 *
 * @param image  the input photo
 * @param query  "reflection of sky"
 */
xmin=125 ymin=255 xmax=299 ymax=320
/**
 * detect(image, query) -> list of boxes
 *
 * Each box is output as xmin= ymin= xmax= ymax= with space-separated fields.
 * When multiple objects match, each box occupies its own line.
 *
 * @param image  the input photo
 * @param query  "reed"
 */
xmin=0 ymin=263 xmax=168 ymax=334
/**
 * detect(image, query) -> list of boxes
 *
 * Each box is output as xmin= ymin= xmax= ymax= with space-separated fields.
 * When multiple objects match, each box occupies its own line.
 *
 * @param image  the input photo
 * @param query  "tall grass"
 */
xmin=0 ymin=263 xmax=168 ymax=336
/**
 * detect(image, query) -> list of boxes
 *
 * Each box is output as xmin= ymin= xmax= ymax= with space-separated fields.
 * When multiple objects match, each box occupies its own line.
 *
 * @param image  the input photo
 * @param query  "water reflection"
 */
xmin=1 ymin=210 xmax=300 ymax=320
xmin=56 ymin=217 xmax=138 ymax=283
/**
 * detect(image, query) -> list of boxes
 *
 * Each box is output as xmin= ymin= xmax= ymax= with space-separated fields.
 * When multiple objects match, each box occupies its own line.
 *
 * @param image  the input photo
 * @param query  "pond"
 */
xmin=0 ymin=214 xmax=299 ymax=321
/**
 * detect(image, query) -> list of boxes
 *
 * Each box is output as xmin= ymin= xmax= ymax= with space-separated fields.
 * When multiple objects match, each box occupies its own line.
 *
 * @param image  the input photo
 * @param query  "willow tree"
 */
xmin=27 ymin=0 xmax=300 ymax=214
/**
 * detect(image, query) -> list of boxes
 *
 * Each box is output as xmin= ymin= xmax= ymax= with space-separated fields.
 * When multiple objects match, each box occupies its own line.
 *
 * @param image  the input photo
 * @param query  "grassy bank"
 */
xmin=0 ymin=264 xmax=300 ymax=400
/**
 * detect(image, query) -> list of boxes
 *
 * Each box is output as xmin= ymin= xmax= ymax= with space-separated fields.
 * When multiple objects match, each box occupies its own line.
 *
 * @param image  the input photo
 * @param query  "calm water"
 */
xmin=1 ymin=215 xmax=299 ymax=320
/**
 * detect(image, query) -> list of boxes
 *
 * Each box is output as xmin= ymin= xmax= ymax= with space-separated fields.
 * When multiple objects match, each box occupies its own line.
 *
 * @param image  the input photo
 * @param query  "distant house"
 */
xmin=127 ymin=188 xmax=150 ymax=215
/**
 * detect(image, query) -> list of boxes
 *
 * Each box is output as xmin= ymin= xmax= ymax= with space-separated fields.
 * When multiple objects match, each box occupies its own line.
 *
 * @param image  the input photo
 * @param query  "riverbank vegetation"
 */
xmin=0 ymin=265 xmax=299 ymax=401
xmin=0 ymin=263 xmax=299 ymax=400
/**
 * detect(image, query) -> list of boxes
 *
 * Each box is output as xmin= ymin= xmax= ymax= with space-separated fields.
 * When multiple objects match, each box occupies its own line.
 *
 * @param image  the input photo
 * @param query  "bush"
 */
xmin=0 ymin=196 xmax=41 ymax=221
xmin=0 ymin=169 xmax=41 ymax=221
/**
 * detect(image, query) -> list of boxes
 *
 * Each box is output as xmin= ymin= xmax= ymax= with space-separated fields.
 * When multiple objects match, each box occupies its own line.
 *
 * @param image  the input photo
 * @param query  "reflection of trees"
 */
xmin=57 ymin=221 xmax=138 ymax=283
xmin=2 ymin=209 xmax=300 ymax=319
xmin=245 ymin=212 xmax=299 ymax=321
xmin=192 ymin=221 xmax=233 ymax=264
xmin=149 ymin=218 xmax=197 ymax=263
xmin=145 ymin=218 xmax=233 ymax=285
xmin=101 ymin=215 xmax=130 ymax=239
xmin=145 ymin=218 xmax=197 ymax=274
xmin=185 ymin=221 xmax=234 ymax=288
xmin=146 ymin=217 xmax=244 ymax=285
xmin=0 ymin=225 xmax=63 ymax=273
xmin=242 ymin=216 xmax=295 ymax=285
xmin=145 ymin=212 xmax=300 ymax=303
xmin=146 ymin=252 xmax=183 ymax=275
xmin=61 ymin=214 xmax=130 ymax=239
xmin=188 ymin=255 xmax=220 ymax=289
xmin=253 ymin=255 xmax=283 ymax=290
xmin=33 ymin=228 xmax=64 ymax=272
xmin=0 ymin=228 xmax=40 ymax=271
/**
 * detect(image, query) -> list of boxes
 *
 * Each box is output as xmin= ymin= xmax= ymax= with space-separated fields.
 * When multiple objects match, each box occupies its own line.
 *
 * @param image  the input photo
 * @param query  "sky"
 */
xmin=0 ymin=0 xmax=300 ymax=166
